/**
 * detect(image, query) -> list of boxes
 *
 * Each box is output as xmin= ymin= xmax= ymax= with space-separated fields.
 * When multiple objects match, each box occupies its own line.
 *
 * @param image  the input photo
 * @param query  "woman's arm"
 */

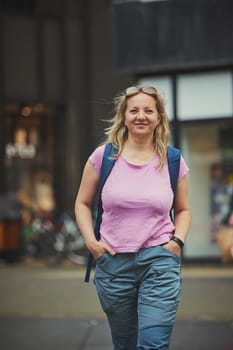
xmin=163 ymin=174 xmax=191 ymax=256
xmin=74 ymin=160 xmax=115 ymax=260
xmin=173 ymin=174 xmax=191 ymax=243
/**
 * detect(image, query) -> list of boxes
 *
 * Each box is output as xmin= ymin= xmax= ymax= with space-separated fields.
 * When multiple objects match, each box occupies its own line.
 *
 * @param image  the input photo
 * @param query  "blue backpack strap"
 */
xmin=84 ymin=143 xmax=117 ymax=282
xmin=167 ymin=145 xmax=181 ymax=220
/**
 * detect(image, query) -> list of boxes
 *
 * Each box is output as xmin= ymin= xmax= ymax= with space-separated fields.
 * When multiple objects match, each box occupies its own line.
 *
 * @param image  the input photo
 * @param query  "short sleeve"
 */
xmin=88 ymin=144 xmax=105 ymax=176
xmin=178 ymin=155 xmax=189 ymax=181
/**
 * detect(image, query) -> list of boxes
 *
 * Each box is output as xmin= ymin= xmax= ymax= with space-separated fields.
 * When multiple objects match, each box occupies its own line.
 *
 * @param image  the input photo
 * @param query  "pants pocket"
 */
xmin=158 ymin=244 xmax=182 ymax=263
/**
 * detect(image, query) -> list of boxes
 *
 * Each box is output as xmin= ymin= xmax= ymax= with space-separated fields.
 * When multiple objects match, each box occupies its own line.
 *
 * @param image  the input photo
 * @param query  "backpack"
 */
xmin=84 ymin=143 xmax=181 ymax=282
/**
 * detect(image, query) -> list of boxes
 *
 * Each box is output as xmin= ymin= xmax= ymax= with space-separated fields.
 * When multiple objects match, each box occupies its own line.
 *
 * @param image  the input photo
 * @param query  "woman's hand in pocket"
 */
xmin=87 ymin=239 xmax=116 ymax=260
xmin=162 ymin=240 xmax=181 ymax=257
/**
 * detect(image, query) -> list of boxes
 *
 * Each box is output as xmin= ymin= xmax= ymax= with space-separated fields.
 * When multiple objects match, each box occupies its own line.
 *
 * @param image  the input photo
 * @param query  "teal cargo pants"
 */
xmin=94 ymin=245 xmax=182 ymax=350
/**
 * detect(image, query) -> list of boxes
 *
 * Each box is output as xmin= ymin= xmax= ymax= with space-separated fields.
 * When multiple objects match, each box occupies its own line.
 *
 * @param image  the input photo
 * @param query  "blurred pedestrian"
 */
xmin=75 ymin=86 xmax=191 ymax=350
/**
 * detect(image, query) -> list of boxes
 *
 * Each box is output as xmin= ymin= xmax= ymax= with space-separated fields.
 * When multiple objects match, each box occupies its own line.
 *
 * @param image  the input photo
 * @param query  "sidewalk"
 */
xmin=0 ymin=259 xmax=232 ymax=320
xmin=0 ymin=317 xmax=232 ymax=350
xmin=0 ymin=260 xmax=232 ymax=350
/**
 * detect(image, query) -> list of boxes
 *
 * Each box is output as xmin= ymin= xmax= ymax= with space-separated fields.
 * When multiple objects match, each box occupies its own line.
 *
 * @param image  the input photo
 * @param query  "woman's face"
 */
xmin=124 ymin=92 xmax=161 ymax=138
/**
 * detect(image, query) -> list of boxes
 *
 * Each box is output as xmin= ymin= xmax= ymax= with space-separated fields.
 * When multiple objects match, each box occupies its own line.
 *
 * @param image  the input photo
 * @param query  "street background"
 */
xmin=0 ymin=259 xmax=232 ymax=350
xmin=0 ymin=2 xmax=233 ymax=349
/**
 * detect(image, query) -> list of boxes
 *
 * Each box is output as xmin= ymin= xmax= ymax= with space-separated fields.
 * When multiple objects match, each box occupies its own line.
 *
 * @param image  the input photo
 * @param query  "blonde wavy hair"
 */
xmin=104 ymin=86 xmax=171 ymax=168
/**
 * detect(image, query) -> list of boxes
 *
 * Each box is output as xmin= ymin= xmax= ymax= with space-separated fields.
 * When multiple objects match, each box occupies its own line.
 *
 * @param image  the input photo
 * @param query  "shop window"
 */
xmin=4 ymin=103 xmax=56 ymax=216
xmin=177 ymin=71 xmax=233 ymax=120
xmin=181 ymin=121 xmax=233 ymax=259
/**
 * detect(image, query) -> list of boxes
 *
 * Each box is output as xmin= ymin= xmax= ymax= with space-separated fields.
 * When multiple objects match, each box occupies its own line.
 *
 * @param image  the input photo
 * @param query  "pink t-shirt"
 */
xmin=89 ymin=145 xmax=189 ymax=252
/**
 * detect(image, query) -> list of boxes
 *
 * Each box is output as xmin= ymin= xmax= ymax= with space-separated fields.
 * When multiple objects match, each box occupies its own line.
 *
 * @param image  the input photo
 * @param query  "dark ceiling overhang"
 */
xmin=112 ymin=0 xmax=233 ymax=74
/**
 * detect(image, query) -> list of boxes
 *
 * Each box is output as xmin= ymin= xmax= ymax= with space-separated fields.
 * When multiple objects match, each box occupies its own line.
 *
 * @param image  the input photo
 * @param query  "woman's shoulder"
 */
xmin=89 ymin=144 xmax=107 ymax=175
xmin=179 ymin=154 xmax=189 ymax=180
xmin=91 ymin=143 xmax=106 ymax=155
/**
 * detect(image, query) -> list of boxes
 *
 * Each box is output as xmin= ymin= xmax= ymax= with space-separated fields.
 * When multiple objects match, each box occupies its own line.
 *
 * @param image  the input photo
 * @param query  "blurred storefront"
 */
xmin=4 ymin=102 xmax=56 ymax=213
xmin=0 ymin=0 xmax=93 ymax=259
xmin=0 ymin=0 xmax=91 ymax=218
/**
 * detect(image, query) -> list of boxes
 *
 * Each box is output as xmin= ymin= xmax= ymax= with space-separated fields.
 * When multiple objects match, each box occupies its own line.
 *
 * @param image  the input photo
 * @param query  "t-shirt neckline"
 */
xmin=119 ymin=155 xmax=158 ymax=168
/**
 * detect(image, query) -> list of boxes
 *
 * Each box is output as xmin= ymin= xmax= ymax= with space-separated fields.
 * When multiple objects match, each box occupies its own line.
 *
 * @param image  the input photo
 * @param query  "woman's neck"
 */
xmin=123 ymin=136 xmax=155 ymax=153
xmin=122 ymin=137 xmax=156 ymax=165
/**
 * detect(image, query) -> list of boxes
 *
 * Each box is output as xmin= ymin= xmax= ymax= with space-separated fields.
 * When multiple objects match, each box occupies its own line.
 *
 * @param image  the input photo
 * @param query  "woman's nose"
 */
xmin=136 ymin=111 xmax=146 ymax=119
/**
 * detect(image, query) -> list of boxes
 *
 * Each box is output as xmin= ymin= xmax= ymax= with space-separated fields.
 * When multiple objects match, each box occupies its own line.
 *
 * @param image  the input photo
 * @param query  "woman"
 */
xmin=75 ymin=86 xmax=191 ymax=350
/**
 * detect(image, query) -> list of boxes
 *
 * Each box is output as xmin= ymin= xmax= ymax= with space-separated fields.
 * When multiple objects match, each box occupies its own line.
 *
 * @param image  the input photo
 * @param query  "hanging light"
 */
xmin=21 ymin=106 xmax=32 ymax=117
